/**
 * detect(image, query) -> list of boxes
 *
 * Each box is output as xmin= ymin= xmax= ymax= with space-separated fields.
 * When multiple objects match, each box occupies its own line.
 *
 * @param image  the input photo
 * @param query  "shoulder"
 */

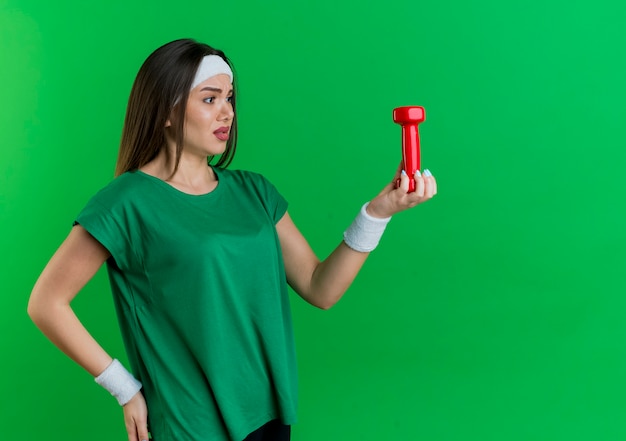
xmin=216 ymin=167 xmax=287 ymax=218
xmin=83 ymin=171 xmax=151 ymax=210
xmin=216 ymin=167 xmax=269 ymax=185
xmin=215 ymin=167 xmax=280 ymax=193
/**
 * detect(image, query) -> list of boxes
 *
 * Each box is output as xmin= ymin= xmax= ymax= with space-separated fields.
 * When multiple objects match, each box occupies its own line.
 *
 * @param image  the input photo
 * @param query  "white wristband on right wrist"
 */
xmin=94 ymin=359 xmax=142 ymax=406
xmin=343 ymin=202 xmax=391 ymax=252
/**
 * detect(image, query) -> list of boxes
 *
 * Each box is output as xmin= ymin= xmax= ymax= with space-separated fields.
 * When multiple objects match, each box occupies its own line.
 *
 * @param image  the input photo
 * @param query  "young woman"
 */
xmin=28 ymin=38 xmax=437 ymax=441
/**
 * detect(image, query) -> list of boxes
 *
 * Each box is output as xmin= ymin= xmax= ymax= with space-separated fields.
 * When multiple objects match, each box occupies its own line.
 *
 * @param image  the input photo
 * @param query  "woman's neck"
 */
xmin=140 ymin=148 xmax=218 ymax=195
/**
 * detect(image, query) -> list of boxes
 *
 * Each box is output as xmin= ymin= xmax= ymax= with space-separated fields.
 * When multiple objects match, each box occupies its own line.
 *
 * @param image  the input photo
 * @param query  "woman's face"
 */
xmin=179 ymin=73 xmax=234 ymax=157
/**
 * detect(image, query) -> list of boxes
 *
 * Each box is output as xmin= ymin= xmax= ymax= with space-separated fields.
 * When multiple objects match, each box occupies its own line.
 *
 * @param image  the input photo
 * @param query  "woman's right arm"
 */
xmin=28 ymin=225 xmax=150 ymax=441
xmin=28 ymin=224 xmax=114 ymax=375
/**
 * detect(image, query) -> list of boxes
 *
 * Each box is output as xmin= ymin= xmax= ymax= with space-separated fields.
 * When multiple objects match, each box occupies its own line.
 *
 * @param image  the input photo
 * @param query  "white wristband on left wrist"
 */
xmin=343 ymin=202 xmax=391 ymax=252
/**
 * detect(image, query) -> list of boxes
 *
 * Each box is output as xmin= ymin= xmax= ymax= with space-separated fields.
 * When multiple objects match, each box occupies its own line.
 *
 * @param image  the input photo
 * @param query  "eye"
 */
xmin=203 ymin=97 xmax=215 ymax=104
xmin=226 ymin=96 xmax=233 ymax=103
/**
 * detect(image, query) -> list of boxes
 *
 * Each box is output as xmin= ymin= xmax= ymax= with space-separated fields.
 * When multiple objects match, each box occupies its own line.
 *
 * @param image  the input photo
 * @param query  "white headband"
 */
xmin=190 ymin=55 xmax=233 ymax=90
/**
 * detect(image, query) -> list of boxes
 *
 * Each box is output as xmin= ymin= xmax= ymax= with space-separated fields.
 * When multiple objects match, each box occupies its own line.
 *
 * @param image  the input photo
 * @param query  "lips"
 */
xmin=213 ymin=126 xmax=230 ymax=141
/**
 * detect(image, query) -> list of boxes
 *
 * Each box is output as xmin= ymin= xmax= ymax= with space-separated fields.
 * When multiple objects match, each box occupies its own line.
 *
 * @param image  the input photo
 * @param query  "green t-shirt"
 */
xmin=76 ymin=167 xmax=297 ymax=441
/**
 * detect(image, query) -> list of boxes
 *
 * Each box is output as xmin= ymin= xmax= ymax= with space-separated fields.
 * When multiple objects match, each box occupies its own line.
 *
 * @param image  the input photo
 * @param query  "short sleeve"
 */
xmin=256 ymin=174 xmax=288 ymax=223
xmin=74 ymin=197 xmax=132 ymax=271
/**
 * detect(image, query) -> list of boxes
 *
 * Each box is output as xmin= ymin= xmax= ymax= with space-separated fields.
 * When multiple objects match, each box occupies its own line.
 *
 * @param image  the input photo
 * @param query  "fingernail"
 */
xmin=414 ymin=170 xmax=422 ymax=178
xmin=423 ymin=169 xmax=432 ymax=177
xmin=401 ymin=169 xmax=407 ymax=176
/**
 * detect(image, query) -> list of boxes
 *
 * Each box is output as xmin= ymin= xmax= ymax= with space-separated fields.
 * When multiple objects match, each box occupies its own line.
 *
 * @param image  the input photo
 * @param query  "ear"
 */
xmin=165 ymin=104 xmax=179 ymax=128
xmin=165 ymin=109 xmax=175 ymax=128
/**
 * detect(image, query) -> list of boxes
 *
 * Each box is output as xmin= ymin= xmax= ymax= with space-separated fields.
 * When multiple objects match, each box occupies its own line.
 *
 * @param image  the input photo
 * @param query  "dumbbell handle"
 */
xmin=393 ymin=106 xmax=425 ymax=192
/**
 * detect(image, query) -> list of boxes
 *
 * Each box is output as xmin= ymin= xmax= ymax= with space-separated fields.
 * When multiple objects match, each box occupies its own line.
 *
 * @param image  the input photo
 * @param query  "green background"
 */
xmin=2 ymin=0 xmax=625 ymax=439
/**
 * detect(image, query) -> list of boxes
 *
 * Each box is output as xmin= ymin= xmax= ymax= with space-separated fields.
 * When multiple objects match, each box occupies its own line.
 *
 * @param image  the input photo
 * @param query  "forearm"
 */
xmin=28 ymin=297 xmax=113 ymax=376
xmin=28 ymin=223 xmax=141 ymax=406
xmin=303 ymin=167 xmax=438 ymax=309
xmin=279 ymin=205 xmax=389 ymax=310
xmin=28 ymin=225 xmax=114 ymax=376
xmin=308 ymin=241 xmax=370 ymax=310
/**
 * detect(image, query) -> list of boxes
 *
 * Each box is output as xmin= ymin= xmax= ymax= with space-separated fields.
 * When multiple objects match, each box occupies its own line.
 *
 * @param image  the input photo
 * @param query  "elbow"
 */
xmin=27 ymin=294 xmax=41 ymax=324
xmin=303 ymin=293 xmax=337 ymax=310
xmin=313 ymin=296 xmax=340 ymax=311
xmin=307 ymin=286 xmax=346 ymax=310
xmin=300 ymin=279 xmax=344 ymax=310
xmin=317 ymin=303 xmax=334 ymax=311
xmin=27 ymin=289 xmax=49 ymax=327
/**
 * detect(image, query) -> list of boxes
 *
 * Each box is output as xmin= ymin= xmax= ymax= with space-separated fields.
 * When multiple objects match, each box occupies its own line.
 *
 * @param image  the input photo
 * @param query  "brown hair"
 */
xmin=115 ymin=39 xmax=238 ymax=177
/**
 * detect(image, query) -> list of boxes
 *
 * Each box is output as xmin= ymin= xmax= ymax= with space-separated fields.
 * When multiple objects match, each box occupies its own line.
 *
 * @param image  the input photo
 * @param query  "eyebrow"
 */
xmin=199 ymin=86 xmax=233 ymax=94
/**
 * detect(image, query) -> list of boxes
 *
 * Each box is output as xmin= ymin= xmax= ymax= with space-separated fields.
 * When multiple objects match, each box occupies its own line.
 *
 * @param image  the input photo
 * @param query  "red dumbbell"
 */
xmin=393 ymin=106 xmax=425 ymax=192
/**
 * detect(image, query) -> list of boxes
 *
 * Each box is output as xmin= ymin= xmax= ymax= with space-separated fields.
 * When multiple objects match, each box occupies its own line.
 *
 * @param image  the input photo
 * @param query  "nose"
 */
xmin=219 ymin=101 xmax=234 ymax=121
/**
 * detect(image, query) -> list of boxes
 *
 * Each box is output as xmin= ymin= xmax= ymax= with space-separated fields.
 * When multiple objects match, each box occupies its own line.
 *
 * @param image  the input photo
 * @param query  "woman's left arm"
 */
xmin=277 ymin=168 xmax=437 ymax=309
